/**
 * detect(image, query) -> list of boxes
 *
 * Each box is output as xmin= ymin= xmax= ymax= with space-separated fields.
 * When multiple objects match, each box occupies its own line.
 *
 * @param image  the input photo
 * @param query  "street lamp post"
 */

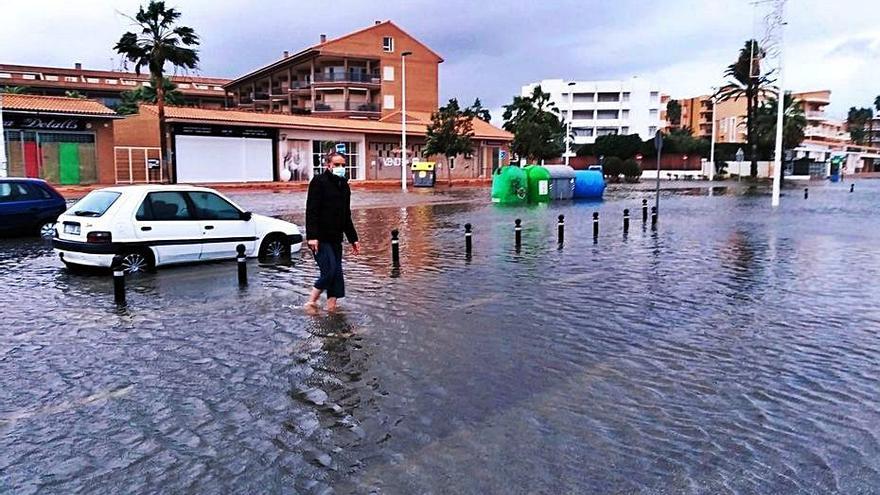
xmin=709 ymin=90 xmax=717 ymax=182
xmin=771 ymin=4 xmax=786 ymax=207
xmin=565 ymin=81 xmax=575 ymax=166
xmin=0 ymin=94 xmax=7 ymax=178
xmin=400 ymin=50 xmax=412 ymax=192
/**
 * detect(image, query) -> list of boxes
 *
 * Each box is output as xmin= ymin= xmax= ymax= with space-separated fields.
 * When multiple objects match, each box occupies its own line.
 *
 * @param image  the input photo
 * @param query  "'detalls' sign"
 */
xmin=2 ymin=115 xmax=88 ymax=131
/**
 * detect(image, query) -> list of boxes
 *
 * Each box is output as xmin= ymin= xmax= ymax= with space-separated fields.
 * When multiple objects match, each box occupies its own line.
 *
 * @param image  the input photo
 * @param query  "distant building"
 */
xmin=521 ymin=78 xmax=667 ymax=154
xmin=0 ymin=63 xmax=230 ymax=110
xmin=225 ymin=21 xmax=442 ymax=120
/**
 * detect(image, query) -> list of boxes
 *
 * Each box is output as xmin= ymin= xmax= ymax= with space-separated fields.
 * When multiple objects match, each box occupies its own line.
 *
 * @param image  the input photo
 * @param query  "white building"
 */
xmin=521 ymin=78 xmax=666 ymax=155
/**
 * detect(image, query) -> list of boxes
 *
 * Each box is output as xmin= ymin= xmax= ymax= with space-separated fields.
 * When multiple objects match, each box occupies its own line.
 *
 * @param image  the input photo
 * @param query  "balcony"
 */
xmin=806 ymin=110 xmax=826 ymax=120
xmin=313 ymin=72 xmax=381 ymax=86
xmin=313 ymin=100 xmax=380 ymax=114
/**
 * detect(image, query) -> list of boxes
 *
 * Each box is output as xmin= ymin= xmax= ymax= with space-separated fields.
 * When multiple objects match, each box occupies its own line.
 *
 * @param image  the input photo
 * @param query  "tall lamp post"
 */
xmin=770 ymin=3 xmax=786 ymax=207
xmin=0 ymin=94 xmax=7 ymax=178
xmin=400 ymin=50 xmax=412 ymax=192
xmin=709 ymin=89 xmax=717 ymax=183
xmin=565 ymin=81 xmax=575 ymax=166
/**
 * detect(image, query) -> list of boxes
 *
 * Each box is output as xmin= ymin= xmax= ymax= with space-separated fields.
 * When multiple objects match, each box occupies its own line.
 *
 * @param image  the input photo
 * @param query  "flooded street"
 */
xmin=2 ymin=181 xmax=880 ymax=494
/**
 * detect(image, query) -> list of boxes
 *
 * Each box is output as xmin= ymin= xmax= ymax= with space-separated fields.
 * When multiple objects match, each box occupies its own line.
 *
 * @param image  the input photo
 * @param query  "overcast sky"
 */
xmin=2 ymin=0 xmax=878 ymax=122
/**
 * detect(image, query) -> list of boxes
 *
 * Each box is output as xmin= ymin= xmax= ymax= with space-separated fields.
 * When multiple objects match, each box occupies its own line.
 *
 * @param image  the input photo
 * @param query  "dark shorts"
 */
xmin=313 ymin=242 xmax=345 ymax=298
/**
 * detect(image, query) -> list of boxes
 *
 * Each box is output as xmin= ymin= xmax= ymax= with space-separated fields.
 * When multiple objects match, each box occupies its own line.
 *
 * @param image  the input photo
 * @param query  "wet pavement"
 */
xmin=2 ymin=180 xmax=880 ymax=493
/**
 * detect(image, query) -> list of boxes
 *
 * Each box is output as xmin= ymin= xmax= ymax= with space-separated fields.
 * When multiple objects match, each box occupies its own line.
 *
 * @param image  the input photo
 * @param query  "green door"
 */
xmin=59 ymin=143 xmax=81 ymax=185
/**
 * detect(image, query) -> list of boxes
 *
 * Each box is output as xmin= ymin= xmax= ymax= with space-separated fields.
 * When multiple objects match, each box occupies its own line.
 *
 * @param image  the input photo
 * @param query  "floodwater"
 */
xmin=2 ymin=180 xmax=880 ymax=494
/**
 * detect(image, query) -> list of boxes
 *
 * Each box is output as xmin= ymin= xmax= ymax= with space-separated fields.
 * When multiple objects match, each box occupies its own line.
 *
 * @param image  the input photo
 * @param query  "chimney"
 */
xmin=283 ymin=51 xmax=289 ymax=59
xmin=74 ymin=62 xmax=82 ymax=70
xmin=375 ymin=20 xmax=381 ymax=25
xmin=319 ymin=34 xmax=327 ymax=44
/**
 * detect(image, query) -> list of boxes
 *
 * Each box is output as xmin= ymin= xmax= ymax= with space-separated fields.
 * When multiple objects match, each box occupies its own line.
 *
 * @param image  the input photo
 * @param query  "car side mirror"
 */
xmin=241 ymin=211 xmax=253 ymax=221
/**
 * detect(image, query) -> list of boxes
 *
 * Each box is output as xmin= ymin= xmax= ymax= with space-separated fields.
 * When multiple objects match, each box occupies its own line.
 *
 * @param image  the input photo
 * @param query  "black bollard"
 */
xmin=850 ymin=184 xmax=854 ymax=193
xmin=557 ymin=214 xmax=565 ymax=245
xmin=514 ymin=219 xmax=522 ymax=251
xmin=112 ymin=255 xmax=126 ymax=305
xmin=642 ymin=199 xmax=648 ymax=224
xmin=592 ymin=212 xmax=599 ymax=239
xmin=804 ymin=187 xmax=809 ymax=199
xmin=651 ymin=206 xmax=658 ymax=228
xmin=236 ymin=244 xmax=247 ymax=286
xmin=464 ymin=223 xmax=473 ymax=256
xmin=391 ymin=229 xmax=400 ymax=268
xmin=623 ymin=209 xmax=630 ymax=234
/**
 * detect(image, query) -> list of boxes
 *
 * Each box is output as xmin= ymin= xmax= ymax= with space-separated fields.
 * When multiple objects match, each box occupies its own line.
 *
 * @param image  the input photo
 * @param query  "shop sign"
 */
xmin=3 ymin=114 xmax=88 ymax=131
xmin=174 ymin=124 xmax=274 ymax=139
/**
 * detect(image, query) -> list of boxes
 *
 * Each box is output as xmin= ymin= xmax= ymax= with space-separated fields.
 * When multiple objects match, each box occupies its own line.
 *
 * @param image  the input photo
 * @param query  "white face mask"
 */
xmin=332 ymin=166 xmax=346 ymax=178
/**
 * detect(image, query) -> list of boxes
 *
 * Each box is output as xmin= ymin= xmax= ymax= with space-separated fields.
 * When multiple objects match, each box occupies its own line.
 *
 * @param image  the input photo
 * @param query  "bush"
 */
xmin=622 ymin=158 xmax=642 ymax=182
xmin=603 ymin=157 xmax=623 ymax=181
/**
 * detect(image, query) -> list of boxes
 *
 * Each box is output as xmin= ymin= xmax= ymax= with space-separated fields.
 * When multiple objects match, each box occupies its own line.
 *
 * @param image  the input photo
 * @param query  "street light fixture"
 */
xmin=400 ymin=50 xmax=412 ymax=192
xmin=566 ymin=81 xmax=575 ymax=166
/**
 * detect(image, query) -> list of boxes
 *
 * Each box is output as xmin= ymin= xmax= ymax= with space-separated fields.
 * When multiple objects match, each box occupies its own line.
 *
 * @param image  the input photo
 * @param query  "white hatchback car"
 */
xmin=53 ymin=185 xmax=303 ymax=273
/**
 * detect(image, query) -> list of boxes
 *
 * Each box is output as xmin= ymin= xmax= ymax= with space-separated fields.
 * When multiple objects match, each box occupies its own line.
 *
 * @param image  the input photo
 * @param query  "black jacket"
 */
xmin=306 ymin=170 xmax=359 ymax=243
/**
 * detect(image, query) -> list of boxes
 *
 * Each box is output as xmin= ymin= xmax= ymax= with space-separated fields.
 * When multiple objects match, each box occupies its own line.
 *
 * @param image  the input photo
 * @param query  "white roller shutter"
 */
xmin=175 ymin=135 xmax=273 ymax=183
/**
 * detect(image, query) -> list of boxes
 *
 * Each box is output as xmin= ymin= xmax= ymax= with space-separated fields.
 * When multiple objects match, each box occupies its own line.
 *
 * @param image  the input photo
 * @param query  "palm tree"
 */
xmin=755 ymin=92 xmax=807 ymax=152
xmin=116 ymin=77 xmax=184 ymax=115
xmin=115 ymin=1 xmax=199 ymax=183
xmin=716 ymin=40 xmax=773 ymax=178
xmin=0 ymin=86 xmax=30 ymax=94
xmin=871 ymin=94 xmax=880 ymax=147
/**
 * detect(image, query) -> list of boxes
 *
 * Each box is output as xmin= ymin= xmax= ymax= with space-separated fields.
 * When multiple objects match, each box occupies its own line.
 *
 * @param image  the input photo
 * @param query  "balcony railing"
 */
xmin=313 ymin=101 xmax=380 ymax=113
xmin=313 ymin=72 xmax=380 ymax=84
xmin=806 ymin=110 xmax=826 ymax=119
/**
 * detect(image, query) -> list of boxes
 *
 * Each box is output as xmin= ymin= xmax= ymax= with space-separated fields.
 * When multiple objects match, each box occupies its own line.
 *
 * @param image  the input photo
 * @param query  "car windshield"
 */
xmin=69 ymin=191 xmax=121 ymax=217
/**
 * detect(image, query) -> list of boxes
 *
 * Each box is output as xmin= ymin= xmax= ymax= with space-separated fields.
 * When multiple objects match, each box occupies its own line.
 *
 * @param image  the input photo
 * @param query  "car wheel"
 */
xmin=119 ymin=249 xmax=154 ymax=274
xmin=39 ymin=221 xmax=56 ymax=239
xmin=259 ymin=234 xmax=290 ymax=260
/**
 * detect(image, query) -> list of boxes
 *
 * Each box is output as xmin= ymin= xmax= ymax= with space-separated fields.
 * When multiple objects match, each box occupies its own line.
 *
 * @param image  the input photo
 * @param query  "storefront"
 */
xmin=1 ymin=94 xmax=118 ymax=185
xmin=171 ymin=124 xmax=277 ymax=183
xmin=278 ymin=129 xmax=366 ymax=182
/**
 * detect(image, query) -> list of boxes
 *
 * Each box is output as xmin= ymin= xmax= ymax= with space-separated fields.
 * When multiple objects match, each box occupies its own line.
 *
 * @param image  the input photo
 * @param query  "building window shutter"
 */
xmin=383 ymin=95 xmax=395 ymax=110
xmin=383 ymin=66 xmax=394 ymax=82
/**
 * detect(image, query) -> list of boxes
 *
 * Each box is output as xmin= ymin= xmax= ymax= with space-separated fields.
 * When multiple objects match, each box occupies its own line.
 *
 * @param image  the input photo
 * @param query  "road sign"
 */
xmin=735 ymin=148 xmax=745 ymax=163
xmin=654 ymin=130 xmax=664 ymax=152
xmin=500 ymin=150 xmax=507 ymax=159
xmin=335 ymin=143 xmax=347 ymax=154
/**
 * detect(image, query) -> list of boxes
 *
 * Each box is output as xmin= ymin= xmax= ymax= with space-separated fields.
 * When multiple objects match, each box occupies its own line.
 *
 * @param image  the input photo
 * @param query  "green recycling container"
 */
xmin=491 ymin=166 xmax=528 ymax=204
xmin=524 ymin=165 xmax=551 ymax=203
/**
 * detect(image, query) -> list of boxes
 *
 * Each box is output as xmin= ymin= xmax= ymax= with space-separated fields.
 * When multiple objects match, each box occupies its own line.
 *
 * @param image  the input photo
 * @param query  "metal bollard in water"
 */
xmin=236 ymin=244 xmax=247 ymax=286
xmin=623 ymin=209 xmax=630 ymax=234
xmin=850 ymin=184 xmax=854 ymax=193
xmin=651 ymin=207 xmax=658 ymax=228
xmin=592 ymin=212 xmax=599 ymax=239
xmin=464 ymin=223 xmax=473 ymax=256
xmin=514 ymin=219 xmax=522 ymax=251
xmin=112 ymin=254 xmax=126 ymax=305
xmin=391 ymin=229 xmax=400 ymax=268
xmin=804 ymin=187 xmax=809 ymax=199
xmin=557 ymin=214 xmax=565 ymax=245
xmin=642 ymin=199 xmax=648 ymax=224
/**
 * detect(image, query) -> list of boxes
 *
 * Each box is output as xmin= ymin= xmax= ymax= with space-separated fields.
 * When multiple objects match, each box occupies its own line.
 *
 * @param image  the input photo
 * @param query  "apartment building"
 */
xmin=0 ymin=63 xmax=230 ymax=110
xmin=521 ymin=78 xmax=666 ymax=152
xmin=225 ymin=21 xmax=441 ymax=119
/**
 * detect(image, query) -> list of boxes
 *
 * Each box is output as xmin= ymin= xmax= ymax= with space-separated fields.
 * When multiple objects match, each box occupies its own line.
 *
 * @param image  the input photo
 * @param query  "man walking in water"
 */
xmin=304 ymin=151 xmax=360 ymax=312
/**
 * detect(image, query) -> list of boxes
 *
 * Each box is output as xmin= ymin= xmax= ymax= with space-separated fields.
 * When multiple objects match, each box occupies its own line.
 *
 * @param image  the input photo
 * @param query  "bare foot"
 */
xmin=326 ymin=304 xmax=338 ymax=312
xmin=303 ymin=301 xmax=320 ymax=315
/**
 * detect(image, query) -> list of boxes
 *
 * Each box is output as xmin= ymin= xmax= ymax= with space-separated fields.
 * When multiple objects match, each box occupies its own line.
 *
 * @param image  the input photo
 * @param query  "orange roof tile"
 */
xmin=139 ymin=105 xmax=512 ymax=140
xmin=0 ymin=93 xmax=118 ymax=116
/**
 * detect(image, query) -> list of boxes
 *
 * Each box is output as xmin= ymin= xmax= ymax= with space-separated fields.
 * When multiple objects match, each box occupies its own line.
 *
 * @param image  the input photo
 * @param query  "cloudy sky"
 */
xmin=1 ymin=0 xmax=878 ymax=121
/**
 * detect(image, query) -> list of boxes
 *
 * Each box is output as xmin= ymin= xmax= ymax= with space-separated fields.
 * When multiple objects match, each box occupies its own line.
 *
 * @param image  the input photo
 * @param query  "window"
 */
xmin=649 ymin=109 xmax=659 ymax=118
xmin=64 ymin=76 xmax=78 ymax=82
xmin=622 ymin=92 xmax=630 ymax=102
xmin=70 ymin=191 xmax=121 ymax=217
xmin=137 ymin=192 xmax=192 ymax=221
xmin=0 ymin=73 xmax=10 ymax=78
xmin=573 ymin=127 xmax=594 ymax=137
xmin=86 ymin=77 xmax=99 ymax=83
xmin=621 ymin=109 xmax=630 ymax=119
xmin=0 ymin=182 xmax=31 ymax=202
xmin=649 ymin=126 xmax=658 ymax=135
xmin=188 ymin=191 xmax=242 ymax=220
xmin=23 ymin=183 xmax=52 ymax=199
xmin=572 ymin=110 xmax=593 ymax=120
xmin=21 ymin=74 xmax=37 ymax=80
xmin=106 ymin=79 xmax=118 ymax=84
xmin=383 ymin=94 xmax=395 ymax=110
xmin=597 ymin=110 xmax=619 ymax=120
xmin=621 ymin=127 xmax=630 ymax=135
xmin=573 ymin=93 xmax=594 ymax=103
xmin=45 ymin=75 xmax=59 ymax=81
xmin=597 ymin=127 xmax=619 ymax=137
xmin=597 ymin=92 xmax=619 ymax=102
xmin=650 ymin=91 xmax=659 ymax=102
xmin=383 ymin=36 xmax=395 ymax=52
xmin=312 ymin=141 xmax=359 ymax=180
xmin=383 ymin=66 xmax=394 ymax=81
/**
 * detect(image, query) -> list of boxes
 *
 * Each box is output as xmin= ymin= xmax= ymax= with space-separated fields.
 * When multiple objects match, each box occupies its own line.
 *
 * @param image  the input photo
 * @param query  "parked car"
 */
xmin=0 ymin=178 xmax=67 ymax=238
xmin=53 ymin=185 xmax=303 ymax=273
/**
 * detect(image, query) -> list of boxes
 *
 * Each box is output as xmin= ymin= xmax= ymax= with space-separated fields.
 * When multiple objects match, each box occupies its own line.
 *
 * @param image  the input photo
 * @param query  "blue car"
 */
xmin=0 ymin=178 xmax=68 ymax=238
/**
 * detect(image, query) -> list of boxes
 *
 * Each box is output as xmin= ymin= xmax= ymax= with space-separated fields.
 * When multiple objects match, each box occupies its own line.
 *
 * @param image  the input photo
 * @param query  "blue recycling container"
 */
xmin=573 ymin=170 xmax=606 ymax=199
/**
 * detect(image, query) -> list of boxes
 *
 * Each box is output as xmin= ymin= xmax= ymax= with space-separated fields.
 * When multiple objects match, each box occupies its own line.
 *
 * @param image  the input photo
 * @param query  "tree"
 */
xmin=716 ymin=40 xmax=773 ymax=178
xmin=0 ymin=86 xmax=30 ymax=94
xmin=846 ymin=107 xmax=873 ymax=145
xmin=467 ymin=98 xmax=492 ymax=122
xmin=423 ymin=98 xmax=474 ymax=186
xmin=502 ymin=86 xmax=566 ymax=163
xmin=64 ymin=90 xmax=87 ymax=99
xmin=115 ymin=77 xmax=185 ymax=115
xmin=622 ymin=158 xmax=641 ymax=182
xmin=115 ymin=1 xmax=199 ymax=183
xmin=872 ymin=95 xmax=880 ymax=146
xmin=592 ymin=134 xmax=643 ymax=159
xmin=755 ymin=92 xmax=807 ymax=152
xmin=666 ymin=99 xmax=682 ymax=127
xmin=603 ymin=157 xmax=624 ymax=182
